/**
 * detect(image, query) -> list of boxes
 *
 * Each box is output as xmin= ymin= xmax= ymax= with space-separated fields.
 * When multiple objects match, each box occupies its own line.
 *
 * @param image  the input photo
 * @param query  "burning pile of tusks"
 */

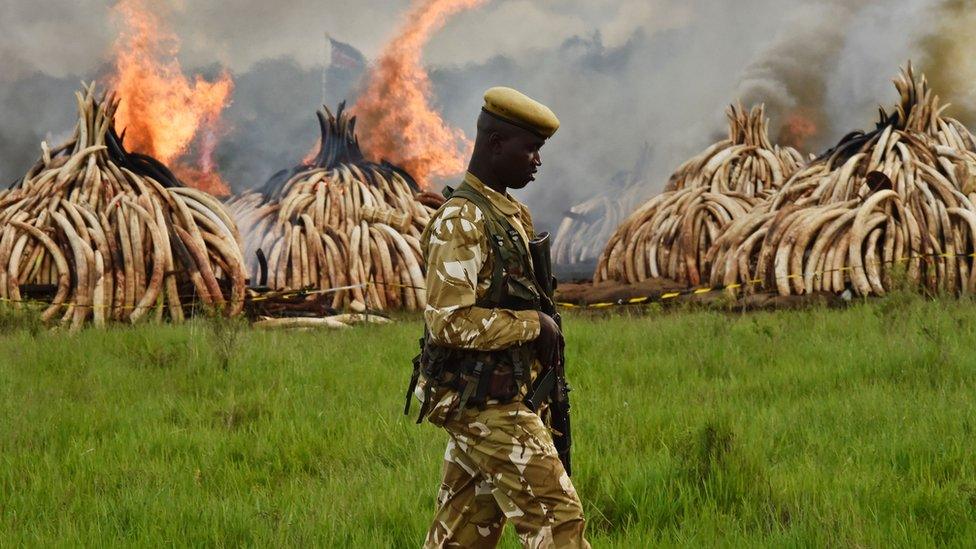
xmin=0 ymin=83 xmax=246 ymax=330
xmin=596 ymin=65 xmax=976 ymax=298
xmin=226 ymin=104 xmax=443 ymax=313
xmin=0 ymin=86 xmax=438 ymax=330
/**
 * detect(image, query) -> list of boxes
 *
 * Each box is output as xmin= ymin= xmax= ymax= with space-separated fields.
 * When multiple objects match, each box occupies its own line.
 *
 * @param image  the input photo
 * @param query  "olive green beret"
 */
xmin=482 ymin=87 xmax=560 ymax=139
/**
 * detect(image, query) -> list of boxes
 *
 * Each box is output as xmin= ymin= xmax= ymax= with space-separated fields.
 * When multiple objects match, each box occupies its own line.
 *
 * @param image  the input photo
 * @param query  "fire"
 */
xmin=110 ymin=0 xmax=233 ymax=197
xmin=778 ymin=109 xmax=818 ymax=151
xmin=353 ymin=0 xmax=488 ymax=188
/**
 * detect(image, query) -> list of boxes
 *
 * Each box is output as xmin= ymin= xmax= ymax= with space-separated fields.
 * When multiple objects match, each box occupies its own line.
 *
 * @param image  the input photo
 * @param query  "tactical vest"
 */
xmin=405 ymin=181 xmax=542 ymax=422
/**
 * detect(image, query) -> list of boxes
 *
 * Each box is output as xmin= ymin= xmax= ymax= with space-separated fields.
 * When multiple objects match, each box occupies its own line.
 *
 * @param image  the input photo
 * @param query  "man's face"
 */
xmin=491 ymin=130 xmax=545 ymax=190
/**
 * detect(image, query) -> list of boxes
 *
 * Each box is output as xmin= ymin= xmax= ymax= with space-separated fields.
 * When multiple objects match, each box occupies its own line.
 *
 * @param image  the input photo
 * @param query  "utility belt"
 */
xmin=405 ymin=337 xmax=535 ymax=423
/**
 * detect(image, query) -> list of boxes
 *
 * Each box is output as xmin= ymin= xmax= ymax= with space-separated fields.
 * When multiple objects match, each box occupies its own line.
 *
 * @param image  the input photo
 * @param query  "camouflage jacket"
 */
xmin=421 ymin=172 xmax=541 ymax=351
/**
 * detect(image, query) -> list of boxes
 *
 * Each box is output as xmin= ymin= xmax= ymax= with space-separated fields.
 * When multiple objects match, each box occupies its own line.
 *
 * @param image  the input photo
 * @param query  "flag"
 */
xmin=329 ymin=38 xmax=366 ymax=70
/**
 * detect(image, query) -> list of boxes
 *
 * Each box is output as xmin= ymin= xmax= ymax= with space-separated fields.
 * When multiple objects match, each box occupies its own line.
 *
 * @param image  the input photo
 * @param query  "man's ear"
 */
xmin=487 ymin=131 xmax=504 ymax=155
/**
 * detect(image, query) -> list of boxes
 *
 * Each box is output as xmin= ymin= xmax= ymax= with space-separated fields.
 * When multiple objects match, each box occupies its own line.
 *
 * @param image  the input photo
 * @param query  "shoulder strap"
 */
xmin=451 ymin=182 xmax=532 ymax=261
xmin=449 ymin=181 xmax=536 ymax=306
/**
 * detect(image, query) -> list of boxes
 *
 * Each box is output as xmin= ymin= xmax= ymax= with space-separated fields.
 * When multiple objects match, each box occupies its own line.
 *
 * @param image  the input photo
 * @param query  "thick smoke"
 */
xmin=915 ymin=0 xmax=976 ymax=126
xmin=0 ymin=73 xmax=79 ymax=186
xmin=734 ymin=1 xmax=877 ymax=151
xmin=212 ymin=59 xmax=365 ymax=189
xmin=825 ymin=0 xmax=936 ymax=135
xmin=431 ymin=0 xmax=798 ymax=230
xmin=2 ymin=0 xmax=975 ymax=235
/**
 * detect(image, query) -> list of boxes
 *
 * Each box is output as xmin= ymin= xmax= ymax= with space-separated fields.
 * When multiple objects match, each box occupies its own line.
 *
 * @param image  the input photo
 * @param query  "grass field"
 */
xmin=3 ymin=294 xmax=976 ymax=546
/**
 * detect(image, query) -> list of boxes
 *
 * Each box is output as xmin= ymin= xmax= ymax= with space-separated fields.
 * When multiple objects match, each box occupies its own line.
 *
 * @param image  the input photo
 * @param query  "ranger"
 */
xmin=406 ymin=87 xmax=589 ymax=548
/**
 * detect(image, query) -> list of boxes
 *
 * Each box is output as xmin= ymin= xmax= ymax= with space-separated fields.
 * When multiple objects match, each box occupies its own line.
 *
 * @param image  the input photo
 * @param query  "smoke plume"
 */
xmin=916 ymin=0 xmax=976 ymax=127
xmin=734 ymin=1 xmax=877 ymax=151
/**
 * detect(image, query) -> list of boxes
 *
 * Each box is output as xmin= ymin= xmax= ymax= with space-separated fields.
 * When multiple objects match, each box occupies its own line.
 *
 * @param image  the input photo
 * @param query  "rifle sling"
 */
xmin=448 ymin=182 xmax=547 ymax=306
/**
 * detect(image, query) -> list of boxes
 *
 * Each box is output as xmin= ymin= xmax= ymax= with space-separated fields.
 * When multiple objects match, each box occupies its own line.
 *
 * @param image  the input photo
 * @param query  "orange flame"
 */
xmin=110 ymin=0 xmax=233 ymax=197
xmin=353 ymin=0 xmax=487 ymax=188
xmin=778 ymin=109 xmax=818 ymax=151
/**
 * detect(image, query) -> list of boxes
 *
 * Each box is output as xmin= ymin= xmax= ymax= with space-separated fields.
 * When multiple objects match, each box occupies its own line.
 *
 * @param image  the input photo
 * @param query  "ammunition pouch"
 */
xmin=406 ymin=335 xmax=535 ymax=423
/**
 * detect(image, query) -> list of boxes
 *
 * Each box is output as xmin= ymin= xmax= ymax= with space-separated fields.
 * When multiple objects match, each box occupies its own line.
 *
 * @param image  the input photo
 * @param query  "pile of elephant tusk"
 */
xmin=0 ymin=83 xmax=246 ymax=330
xmin=597 ymin=64 xmax=976 ymax=298
xmin=595 ymin=104 xmax=805 ymax=286
xmin=710 ymin=65 xmax=976 ymax=296
xmin=225 ymin=104 xmax=443 ymax=313
xmin=665 ymin=103 xmax=808 ymax=196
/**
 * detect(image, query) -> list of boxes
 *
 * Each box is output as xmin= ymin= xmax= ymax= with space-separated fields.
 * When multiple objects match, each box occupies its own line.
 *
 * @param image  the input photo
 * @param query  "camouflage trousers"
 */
xmin=423 ymin=401 xmax=589 ymax=548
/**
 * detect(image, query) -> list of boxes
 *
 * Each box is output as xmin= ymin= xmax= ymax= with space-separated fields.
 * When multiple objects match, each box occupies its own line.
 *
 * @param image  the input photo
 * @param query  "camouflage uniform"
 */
xmin=418 ymin=173 xmax=589 ymax=548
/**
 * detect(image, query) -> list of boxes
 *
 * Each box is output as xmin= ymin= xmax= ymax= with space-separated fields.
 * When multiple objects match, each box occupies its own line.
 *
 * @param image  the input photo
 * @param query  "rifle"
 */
xmin=526 ymin=231 xmax=573 ymax=476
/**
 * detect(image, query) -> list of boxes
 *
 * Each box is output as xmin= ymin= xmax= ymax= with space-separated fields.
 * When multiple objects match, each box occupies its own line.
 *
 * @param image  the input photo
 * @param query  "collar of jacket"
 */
xmin=463 ymin=172 xmax=520 ymax=216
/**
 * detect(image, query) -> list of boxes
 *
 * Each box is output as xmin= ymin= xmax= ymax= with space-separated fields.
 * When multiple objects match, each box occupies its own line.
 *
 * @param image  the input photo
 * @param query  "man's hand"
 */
xmin=536 ymin=312 xmax=564 ymax=370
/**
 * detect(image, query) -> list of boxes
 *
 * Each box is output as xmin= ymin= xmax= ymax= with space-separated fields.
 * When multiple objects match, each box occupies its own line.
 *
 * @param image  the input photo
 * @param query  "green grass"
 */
xmin=3 ymin=295 xmax=976 ymax=546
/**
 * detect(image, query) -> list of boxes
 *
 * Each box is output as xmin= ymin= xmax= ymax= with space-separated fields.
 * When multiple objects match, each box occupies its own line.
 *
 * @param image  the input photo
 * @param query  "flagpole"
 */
xmin=322 ymin=32 xmax=330 ymax=107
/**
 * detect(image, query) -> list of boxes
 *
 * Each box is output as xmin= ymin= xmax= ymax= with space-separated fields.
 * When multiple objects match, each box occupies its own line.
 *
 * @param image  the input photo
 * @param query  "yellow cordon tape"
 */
xmin=552 ymin=251 xmax=976 ymax=310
